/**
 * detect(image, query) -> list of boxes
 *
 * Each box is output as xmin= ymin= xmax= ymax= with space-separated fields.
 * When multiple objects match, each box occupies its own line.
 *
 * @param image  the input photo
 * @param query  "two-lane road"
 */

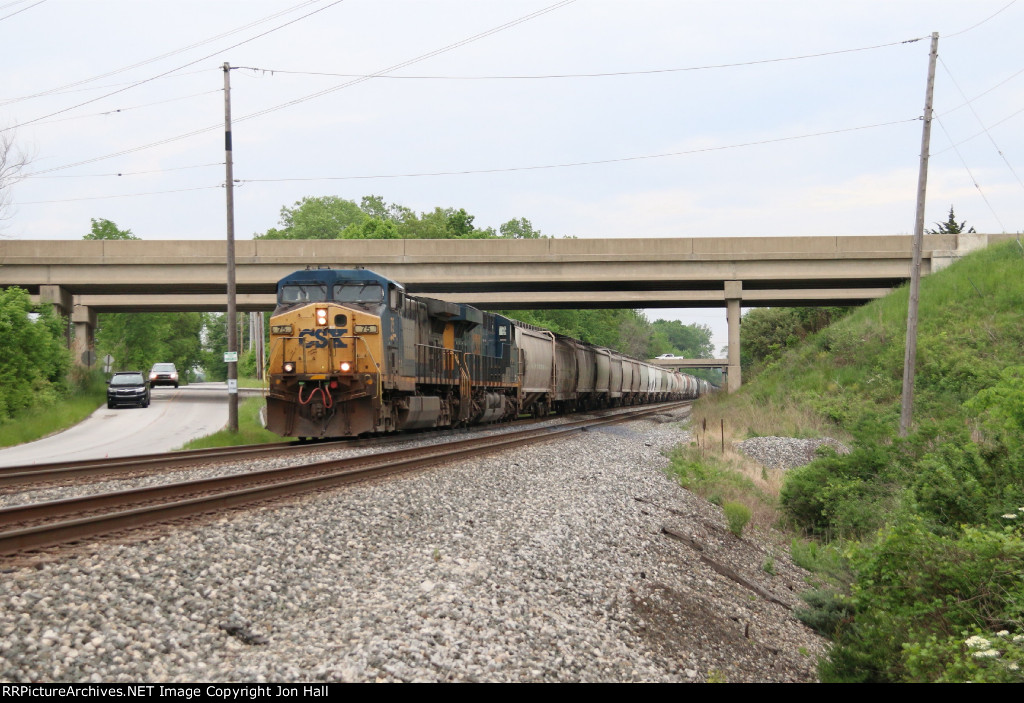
xmin=0 ymin=384 xmax=252 ymax=467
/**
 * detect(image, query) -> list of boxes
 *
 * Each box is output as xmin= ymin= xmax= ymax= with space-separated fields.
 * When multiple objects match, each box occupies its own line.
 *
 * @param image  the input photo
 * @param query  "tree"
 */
xmin=925 ymin=205 xmax=976 ymax=235
xmin=651 ymin=319 xmax=714 ymax=358
xmin=201 ymin=312 xmax=229 ymax=381
xmin=258 ymin=196 xmax=368 ymax=239
xmin=84 ymin=218 xmax=137 ymax=240
xmin=499 ymin=217 xmax=544 ymax=239
xmin=740 ymin=306 xmax=851 ymax=369
xmin=0 ymin=287 xmax=70 ymax=420
xmin=0 ymin=129 xmax=31 ymax=230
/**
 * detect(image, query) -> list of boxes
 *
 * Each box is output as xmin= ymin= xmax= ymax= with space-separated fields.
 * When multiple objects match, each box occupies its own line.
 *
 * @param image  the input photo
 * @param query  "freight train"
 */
xmin=264 ymin=268 xmax=710 ymax=439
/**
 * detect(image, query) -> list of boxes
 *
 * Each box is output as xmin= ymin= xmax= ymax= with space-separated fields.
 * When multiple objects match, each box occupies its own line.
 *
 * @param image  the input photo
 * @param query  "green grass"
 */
xmin=0 ymin=380 xmax=106 ymax=448
xmin=687 ymin=240 xmax=1024 ymax=682
xmin=700 ymin=240 xmax=1024 ymax=441
xmin=177 ymin=395 xmax=281 ymax=449
xmin=666 ymin=444 xmax=779 ymax=530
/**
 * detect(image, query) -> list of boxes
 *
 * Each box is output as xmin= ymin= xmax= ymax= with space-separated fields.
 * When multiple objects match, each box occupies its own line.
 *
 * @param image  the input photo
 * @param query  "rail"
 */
xmin=0 ymin=402 xmax=691 ymax=556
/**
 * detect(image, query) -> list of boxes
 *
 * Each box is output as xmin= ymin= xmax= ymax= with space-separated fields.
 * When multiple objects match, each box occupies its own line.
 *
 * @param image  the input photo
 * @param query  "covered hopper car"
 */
xmin=264 ymin=268 xmax=710 ymax=438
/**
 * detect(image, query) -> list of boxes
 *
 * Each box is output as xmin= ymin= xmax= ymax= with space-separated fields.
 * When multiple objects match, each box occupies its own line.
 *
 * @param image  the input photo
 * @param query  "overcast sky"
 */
xmin=4 ymin=0 xmax=1022 ymax=351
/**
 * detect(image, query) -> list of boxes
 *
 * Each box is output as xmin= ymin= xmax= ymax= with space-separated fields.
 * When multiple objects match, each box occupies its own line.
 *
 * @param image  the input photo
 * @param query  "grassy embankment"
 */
xmin=667 ymin=239 xmax=1024 ymax=682
xmin=0 ymin=374 xmax=107 ymax=448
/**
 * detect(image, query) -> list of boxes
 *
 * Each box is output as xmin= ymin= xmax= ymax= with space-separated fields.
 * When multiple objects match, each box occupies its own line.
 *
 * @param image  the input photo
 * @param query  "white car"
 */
xmin=149 ymin=362 xmax=180 ymax=388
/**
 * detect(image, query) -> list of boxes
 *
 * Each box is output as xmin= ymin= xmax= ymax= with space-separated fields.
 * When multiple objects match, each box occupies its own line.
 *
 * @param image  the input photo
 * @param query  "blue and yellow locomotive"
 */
xmin=265 ymin=268 xmax=706 ymax=439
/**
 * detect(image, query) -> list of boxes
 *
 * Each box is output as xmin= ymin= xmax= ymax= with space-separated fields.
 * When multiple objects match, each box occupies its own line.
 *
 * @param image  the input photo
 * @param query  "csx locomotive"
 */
xmin=265 ymin=268 xmax=709 ymax=439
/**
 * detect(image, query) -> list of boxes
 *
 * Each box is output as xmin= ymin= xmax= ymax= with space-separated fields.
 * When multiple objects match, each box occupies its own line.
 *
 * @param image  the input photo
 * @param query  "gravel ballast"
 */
xmin=0 ymin=409 xmax=825 ymax=682
xmin=734 ymin=436 xmax=849 ymax=470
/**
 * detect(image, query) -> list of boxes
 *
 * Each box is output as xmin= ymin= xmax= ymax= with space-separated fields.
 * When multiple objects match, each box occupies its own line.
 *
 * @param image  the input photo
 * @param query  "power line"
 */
xmin=934 ymin=116 xmax=1007 ymax=231
xmin=236 ymin=37 xmax=927 ymax=82
xmin=933 ymin=103 xmax=1024 ymax=155
xmin=16 ymin=185 xmax=222 ymax=205
xmin=232 ymin=0 xmax=578 ymax=127
xmin=22 ymin=0 xmax=578 ymax=175
xmin=0 ymin=0 xmax=323 ymax=107
xmin=945 ymin=0 xmax=1019 ymax=39
xmin=26 ymin=90 xmax=222 ymax=128
xmin=27 ymin=162 xmax=223 ymax=179
xmin=938 ymin=56 xmax=1024 ymax=195
xmin=1 ymin=0 xmax=346 ymax=131
xmin=18 ymin=118 xmax=917 ymax=202
xmin=1 ymin=68 xmax=215 ymax=103
xmin=0 ymin=0 xmax=44 ymax=22
xmin=237 ymin=118 xmax=919 ymax=184
xmin=937 ymin=64 xmax=1024 ymax=117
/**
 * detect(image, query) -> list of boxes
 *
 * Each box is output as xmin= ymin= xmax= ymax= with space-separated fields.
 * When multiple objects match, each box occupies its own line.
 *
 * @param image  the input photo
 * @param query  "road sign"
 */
xmin=103 ymin=354 xmax=114 ymax=373
xmin=223 ymin=351 xmax=238 ymax=362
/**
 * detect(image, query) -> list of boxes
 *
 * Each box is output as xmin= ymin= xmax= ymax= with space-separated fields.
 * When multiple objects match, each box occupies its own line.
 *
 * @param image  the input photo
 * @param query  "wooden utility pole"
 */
xmin=224 ymin=62 xmax=239 ymax=432
xmin=899 ymin=32 xmax=939 ymax=437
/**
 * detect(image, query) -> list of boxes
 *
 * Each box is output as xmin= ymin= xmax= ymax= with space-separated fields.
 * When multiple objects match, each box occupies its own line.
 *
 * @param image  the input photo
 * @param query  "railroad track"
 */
xmin=0 ymin=402 xmax=690 ymax=556
xmin=0 ymin=403 xmax=678 ymax=490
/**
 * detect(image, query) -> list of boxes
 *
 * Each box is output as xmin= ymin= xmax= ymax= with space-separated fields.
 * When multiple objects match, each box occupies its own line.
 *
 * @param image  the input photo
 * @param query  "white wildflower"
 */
xmin=973 ymin=649 xmax=1001 ymax=659
xmin=996 ymin=630 xmax=1010 ymax=637
xmin=966 ymin=636 xmax=992 ymax=648
xmin=1002 ymin=513 xmax=1018 ymax=519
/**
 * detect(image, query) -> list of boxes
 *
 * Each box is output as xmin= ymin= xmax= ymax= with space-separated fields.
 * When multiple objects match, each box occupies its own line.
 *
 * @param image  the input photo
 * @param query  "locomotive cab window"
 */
xmin=333 ymin=283 xmax=384 ymax=303
xmin=280 ymin=284 xmax=328 ymax=304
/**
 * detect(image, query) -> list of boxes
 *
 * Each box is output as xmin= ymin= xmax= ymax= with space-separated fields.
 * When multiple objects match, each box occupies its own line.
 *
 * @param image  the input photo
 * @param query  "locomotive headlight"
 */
xmin=283 ymin=361 xmax=296 ymax=374
xmin=315 ymin=308 xmax=328 ymax=326
xmin=339 ymin=362 xmax=351 ymax=372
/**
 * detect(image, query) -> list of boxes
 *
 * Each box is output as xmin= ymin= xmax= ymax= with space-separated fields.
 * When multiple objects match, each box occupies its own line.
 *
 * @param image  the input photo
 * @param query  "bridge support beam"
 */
xmin=71 ymin=305 xmax=97 ymax=367
xmin=725 ymin=280 xmax=742 ymax=393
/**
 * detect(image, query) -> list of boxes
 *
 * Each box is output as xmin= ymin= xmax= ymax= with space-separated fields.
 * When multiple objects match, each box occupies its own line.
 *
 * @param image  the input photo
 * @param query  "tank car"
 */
xmin=264 ymin=268 xmax=704 ymax=439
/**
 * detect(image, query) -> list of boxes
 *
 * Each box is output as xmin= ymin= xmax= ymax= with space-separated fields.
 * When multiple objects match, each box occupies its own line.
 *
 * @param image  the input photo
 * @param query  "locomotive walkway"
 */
xmin=1 ymin=232 xmax=1012 ymax=391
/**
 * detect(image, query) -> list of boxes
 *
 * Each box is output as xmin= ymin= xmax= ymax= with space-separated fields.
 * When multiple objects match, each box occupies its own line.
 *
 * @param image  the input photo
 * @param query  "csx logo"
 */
xmin=298 ymin=328 xmax=349 ymax=348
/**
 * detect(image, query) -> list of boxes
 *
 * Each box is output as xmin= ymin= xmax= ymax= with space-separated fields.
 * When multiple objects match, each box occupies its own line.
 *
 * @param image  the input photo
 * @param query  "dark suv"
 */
xmin=149 ymin=363 xmax=179 ymax=388
xmin=107 ymin=371 xmax=151 ymax=409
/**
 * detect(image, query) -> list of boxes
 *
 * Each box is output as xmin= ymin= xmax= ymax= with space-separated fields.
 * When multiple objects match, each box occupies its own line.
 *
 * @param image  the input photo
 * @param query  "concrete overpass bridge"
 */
xmin=1 ymin=232 xmax=1010 ymax=391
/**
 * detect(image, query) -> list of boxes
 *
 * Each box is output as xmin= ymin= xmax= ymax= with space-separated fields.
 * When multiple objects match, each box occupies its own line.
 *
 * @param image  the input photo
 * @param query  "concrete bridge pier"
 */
xmin=38 ymin=285 xmax=73 ymax=316
xmin=725 ymin=280 xmax=742 ymax=393
xmin=38 ymin=285 xmax=74 ymax=348
xmin=72 ymin=305 xmax=97 ymax=367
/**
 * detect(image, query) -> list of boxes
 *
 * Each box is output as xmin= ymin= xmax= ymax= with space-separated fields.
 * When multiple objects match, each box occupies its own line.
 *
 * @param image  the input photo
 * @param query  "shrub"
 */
xmin=780 ymin=443 xmax=897 ymax=538
xmin=795 ymin=588 xmax=854 ymax=637
xmin=723 ymin=501 xmax=751 ymax=537
xmin=820 ymin=516 xmax=1024 ymax=682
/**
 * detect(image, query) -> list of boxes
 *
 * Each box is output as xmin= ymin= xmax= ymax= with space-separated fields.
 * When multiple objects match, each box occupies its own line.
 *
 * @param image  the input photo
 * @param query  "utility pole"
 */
xmin=224 ymin=62 xmax=239 ymax=432
xmin=899 ymin=32 xmax=939 ymax=437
